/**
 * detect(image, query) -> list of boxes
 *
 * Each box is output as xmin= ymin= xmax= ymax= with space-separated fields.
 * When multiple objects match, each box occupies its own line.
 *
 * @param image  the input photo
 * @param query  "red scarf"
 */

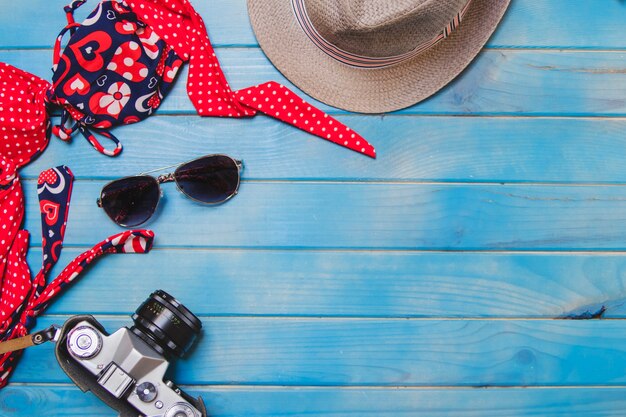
xmin=126 ymin=0 xmax=376 ymax=158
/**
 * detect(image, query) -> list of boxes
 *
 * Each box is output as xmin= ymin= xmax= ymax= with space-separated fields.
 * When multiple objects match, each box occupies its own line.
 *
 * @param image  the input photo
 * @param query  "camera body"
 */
xmin=54 ymin=291 xmax=205 ymax=417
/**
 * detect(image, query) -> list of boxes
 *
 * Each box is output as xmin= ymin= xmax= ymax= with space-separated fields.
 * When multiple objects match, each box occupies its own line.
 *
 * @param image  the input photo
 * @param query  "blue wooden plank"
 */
xmin=10 ymin=46 xmax=626 ymax=118
xmin=3 ymin=48 xmax=626 ymax=117
xmin=0 ymin=0 xmax=257 ymax=49
xmin=31 ymin=248 xmax=626 ymax=319
xmin=11 ymin=115 xmax=626 ymax=184
xmin=2 ymin=2 xmax=626 ymax=416
xmin=491 ymin=1 xmax=626 ymax=49
xmin=11 ymin=316 xmax=626 ymax=386
xmin=4 ymin=385 xmax=626 ymax=417
xmin=2 ymin=0 xmax=626 ymax=49
xmin=17 ymin=180 xmax=626 ymax=250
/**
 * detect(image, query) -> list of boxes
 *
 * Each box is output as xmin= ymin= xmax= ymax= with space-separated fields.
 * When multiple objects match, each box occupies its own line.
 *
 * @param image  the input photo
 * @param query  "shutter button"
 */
xmin=136 ymin=381 xmax=158 ymax=402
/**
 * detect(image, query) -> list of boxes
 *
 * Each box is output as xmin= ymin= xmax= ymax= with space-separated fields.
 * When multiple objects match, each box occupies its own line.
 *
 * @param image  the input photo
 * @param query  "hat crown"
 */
xmin=303 ymin=0 xmax=470 ymax=57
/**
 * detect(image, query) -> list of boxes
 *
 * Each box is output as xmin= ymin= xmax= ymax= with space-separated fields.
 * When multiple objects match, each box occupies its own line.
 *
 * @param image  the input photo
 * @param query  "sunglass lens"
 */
xmin=174 ymin=155 xmax=240 ymax=204
xmin=100 ymin=176 xmax=160 ymax=227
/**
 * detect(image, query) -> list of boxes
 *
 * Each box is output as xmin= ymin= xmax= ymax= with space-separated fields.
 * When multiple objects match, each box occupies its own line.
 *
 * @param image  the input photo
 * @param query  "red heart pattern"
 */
xmin=69 ymin=30 xmax=113 ymax=72
xmin=37 ymin=168 xmax=59 ymax=185
xmin=115 ymin=20 xmax=137 ymax=35
xmin=163 ymin=59 xmax=182 ymax=83
xmin=39 ymin=200 xmax=60 ymax=226
xmin=107 ymin=41 xmax=149 ymax=82
xmin=62 ymin=73 xmax=90 ymax=96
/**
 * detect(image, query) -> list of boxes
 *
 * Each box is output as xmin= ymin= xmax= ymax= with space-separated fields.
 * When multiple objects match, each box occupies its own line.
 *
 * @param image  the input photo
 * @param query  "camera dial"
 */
xmin=67 ymin=325 xmax=102 ymax=359
xmin=166 ymin=402 xmax=198 ymax=417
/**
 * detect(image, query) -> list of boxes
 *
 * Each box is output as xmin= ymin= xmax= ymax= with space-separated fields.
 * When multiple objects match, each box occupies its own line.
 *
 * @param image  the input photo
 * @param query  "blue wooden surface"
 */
xmin=2 ymin=1 xmax=626 ymax=416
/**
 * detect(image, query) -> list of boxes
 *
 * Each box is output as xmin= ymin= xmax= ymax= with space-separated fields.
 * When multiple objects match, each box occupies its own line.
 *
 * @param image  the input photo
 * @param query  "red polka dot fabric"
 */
xmin=127 ymin=0 xmax=376 ymax=158
xmin=0 ymin=157 xmax=27 ymax=325
xmin=0 ymin=63 xmax=52 ymax=168
xmin=0 ymin=179 xmax=27 ymax=331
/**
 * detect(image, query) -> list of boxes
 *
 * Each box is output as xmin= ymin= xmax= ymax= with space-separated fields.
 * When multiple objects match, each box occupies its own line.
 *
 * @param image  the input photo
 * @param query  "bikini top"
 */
xmin=0 ymin=0 xmax=376 ymax=162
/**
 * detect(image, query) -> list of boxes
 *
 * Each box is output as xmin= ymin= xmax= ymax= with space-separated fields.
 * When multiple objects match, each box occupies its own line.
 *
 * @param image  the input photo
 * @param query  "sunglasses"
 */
xmin=97 ymin=154 xmax=243 ymax=227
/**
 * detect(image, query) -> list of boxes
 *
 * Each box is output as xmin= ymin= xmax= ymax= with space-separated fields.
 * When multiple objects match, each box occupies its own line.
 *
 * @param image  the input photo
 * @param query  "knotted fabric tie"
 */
xmin=0 ymin=165 xmax=155 ymax=388
xmin=127 ymin=0 xmax=376 ymax=158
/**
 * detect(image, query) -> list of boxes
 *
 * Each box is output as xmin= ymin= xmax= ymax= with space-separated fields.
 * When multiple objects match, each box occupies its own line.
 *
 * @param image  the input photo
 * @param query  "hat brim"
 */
xmin=247 ymin=0 xmax=511 ymax=114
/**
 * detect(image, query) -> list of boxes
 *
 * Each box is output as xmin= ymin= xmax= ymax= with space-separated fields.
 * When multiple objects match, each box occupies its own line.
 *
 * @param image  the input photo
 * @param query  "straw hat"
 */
xmin=247 ymin=0 xmax=511 ymax=113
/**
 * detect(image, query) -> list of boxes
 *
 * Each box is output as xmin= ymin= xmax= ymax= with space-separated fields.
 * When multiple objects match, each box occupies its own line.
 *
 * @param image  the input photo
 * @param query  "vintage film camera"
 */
xmin=54 ymin=290 xmax=206 ymax=417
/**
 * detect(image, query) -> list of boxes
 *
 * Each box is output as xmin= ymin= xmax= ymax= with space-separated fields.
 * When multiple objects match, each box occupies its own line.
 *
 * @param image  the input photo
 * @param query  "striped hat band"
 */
xmin=292 ymin=0 xmax=474 ymax=69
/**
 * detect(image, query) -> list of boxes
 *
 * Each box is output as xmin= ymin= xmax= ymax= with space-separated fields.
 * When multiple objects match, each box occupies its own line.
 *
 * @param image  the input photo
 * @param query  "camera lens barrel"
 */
xmin=131 ymin=290 xmax=202 ymax=358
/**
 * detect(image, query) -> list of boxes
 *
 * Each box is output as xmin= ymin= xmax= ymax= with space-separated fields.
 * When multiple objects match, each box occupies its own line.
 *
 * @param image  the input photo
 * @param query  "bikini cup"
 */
xmin=48 ymin=0 xmax=183 ymax=157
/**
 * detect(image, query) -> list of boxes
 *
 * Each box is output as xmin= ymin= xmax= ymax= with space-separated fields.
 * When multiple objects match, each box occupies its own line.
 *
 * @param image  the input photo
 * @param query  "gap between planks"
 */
xmin=9 ymin=382 xmax=626 ymax=390
xmin=19 ymin=178 xmax=626 ymax=187
xmin=21 ymin=244 xmax=626 ymax=254
xmin=5 ymin=46 xmax=626 ymax=53
xmin=39 ymin=314 xmax=626 ymax=321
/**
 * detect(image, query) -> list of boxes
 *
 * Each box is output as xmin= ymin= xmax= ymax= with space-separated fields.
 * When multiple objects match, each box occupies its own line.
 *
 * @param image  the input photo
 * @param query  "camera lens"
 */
xmin=131 ymin=290 xmax=202 ymax=358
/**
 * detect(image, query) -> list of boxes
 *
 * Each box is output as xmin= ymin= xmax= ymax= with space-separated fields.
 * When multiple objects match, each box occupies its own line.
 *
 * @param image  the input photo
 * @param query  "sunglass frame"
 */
xmin=97 ymin=154 xmax=243 ymax=227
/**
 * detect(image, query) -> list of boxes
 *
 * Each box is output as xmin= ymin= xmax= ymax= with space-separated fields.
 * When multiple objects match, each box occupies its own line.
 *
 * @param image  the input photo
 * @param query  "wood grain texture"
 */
xmin=4 ymin=385 xmax=626 ymax=417
xmin=11 ymin=316 xmax=626 ymax=386
xmin=11 ymin=115 xmax=626 ymax=184
xmin=3 ymin=48 xmax=626 ymax=117
xmin=30 ymin=248 xmax=626 ymax=319
xmin=2 ymin=0 xmax=626 ymax=49
xmin=3 ymin=0 xmax=626 ymax=415
xmin=17 ymin=179 xmax=626 ymax=250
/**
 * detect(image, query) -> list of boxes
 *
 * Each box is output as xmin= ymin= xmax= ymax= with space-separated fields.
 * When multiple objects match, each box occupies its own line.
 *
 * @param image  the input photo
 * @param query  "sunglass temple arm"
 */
xmin=139 ymin=162 xmax=184 ymax=176
xmin=139 ymin=159 xmax=244 ymax=176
